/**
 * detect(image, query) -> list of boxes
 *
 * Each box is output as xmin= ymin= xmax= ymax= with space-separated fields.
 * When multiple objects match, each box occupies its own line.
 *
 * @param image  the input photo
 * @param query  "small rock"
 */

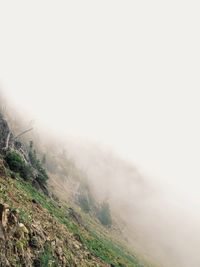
xmin=10 ymin=172 xmax=16 ymax=179
xmin=73 ymin=243 xmax=80 ymax=250
xmin=33 ymin=258 xmax=41 ymax=267
xmin=19 ymin=223 xmax=29 ymax=234
xmin=15 ymin=223 xmax=29 ymax=239
xmin=74 ymin=233 xmax=82 ymax=243
xmin=32 ymin=199 xmax=38 ymax=204
xmin=29 ymin=236 xmax=40 ymax=249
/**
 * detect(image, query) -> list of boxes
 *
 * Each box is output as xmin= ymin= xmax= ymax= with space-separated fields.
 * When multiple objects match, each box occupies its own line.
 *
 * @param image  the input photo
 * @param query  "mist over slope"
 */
xmin=1 ymin=92 xmax=200 ymax=267
xmin=61 ymin=140 xmax=200 ymax=267
xmin=0 ymin=97 xmax=149 ymax=267
xmin=1 ymin=0 xmax=200 ymax=266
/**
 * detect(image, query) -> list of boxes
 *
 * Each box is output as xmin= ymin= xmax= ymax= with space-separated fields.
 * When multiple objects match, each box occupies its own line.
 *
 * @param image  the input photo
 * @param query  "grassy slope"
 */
xmin=0 ymin=172 xmax=150 ymax=267
xmin=16 ymin=179 xmax=148 ymax=267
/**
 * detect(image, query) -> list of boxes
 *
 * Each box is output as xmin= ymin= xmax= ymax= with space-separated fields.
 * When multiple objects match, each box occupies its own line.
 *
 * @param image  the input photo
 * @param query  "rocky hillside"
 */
xmin=0 ymin=113 xmax=151 ymax=267
xmin=0 ymin=172 xmax=108 ymax=267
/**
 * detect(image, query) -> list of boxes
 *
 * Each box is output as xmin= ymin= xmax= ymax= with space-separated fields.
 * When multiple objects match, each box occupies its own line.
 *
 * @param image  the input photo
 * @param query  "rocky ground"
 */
xmin=0 ymin=166 xmax=109 ymax=267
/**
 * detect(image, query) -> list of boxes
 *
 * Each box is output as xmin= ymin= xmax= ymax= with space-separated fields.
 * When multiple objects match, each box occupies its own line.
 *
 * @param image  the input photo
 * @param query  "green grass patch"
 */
xmin=15 ymin=178 xmax=148 ymax=267
xmin=38 ymin=243 xmax=58 ymax=267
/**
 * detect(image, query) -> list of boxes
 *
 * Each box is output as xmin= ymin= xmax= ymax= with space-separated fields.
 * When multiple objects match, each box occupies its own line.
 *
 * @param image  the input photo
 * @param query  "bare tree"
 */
xmin=14 ymin=127 xmax=33 ymax=141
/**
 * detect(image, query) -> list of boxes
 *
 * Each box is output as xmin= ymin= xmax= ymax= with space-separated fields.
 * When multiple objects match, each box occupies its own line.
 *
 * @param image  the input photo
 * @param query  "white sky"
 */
xmin=0 ymin=1 xmax=200 ymax=197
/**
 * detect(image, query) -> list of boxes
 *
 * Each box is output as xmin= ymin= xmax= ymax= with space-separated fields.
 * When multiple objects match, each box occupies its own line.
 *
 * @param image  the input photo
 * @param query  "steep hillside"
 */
xmin=0 ymin=171 xmax=106 ymax=266
xmin=0 ymin=113 xmax=151 ymax=267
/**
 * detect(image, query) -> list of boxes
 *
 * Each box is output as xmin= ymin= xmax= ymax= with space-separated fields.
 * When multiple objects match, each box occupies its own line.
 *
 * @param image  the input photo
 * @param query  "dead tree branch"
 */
xmin=14 ymin=127 xmax=33 ymax=140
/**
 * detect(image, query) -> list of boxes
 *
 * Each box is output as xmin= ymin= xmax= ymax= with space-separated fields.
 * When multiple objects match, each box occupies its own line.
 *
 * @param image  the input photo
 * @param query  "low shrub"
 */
xmin=97 ymin=202 xmax=112 ymax=227
xmin=5 ymin=151 xmax=32 ymax=180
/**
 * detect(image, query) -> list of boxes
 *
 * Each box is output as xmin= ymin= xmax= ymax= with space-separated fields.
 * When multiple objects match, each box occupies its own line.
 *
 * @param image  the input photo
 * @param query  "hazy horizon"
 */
xmin=1 ymin=1 xmax=200 ymax=266
xmin=1 ymin=1 xmax=200 ymax=201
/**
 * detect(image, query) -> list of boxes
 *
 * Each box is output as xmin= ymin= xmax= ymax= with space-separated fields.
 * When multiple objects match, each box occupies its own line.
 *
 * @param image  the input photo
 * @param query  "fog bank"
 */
xmin=64 ymin=140 xmax=200 ymax=267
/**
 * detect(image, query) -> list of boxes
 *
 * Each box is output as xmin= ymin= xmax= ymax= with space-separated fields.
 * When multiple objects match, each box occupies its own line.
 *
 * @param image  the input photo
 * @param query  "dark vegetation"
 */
xmin=78 ymin=193 xmax=91 ymax=213
xmin=97 ymin=202 xmax=112 ymax=227
xmin=77 ymin=183 xmax=95 ymax=213
xmin=28 ymin=141 xmax=48 ymax=184
xmin=5 ymin=141 xmax=49 ymax=187
xmin=78 ymin=184 xmax=112 ymax=227
xmin=78 ymin=190 xmax=112 ymax=227
xmin=5 ymin=151 xmax=32 ymax=181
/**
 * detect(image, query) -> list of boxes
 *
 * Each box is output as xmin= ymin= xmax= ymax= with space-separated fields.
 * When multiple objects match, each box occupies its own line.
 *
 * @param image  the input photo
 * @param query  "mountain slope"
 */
xmin=0 ymin=113 xmax=151 ymax=266
xmin=0 ymin=163 xmax=147 ymax=267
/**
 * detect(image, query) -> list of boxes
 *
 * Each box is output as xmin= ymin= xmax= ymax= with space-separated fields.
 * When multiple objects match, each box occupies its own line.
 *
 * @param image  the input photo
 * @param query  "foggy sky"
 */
xmin=0 ymin=1 xmax=200 ymax=216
